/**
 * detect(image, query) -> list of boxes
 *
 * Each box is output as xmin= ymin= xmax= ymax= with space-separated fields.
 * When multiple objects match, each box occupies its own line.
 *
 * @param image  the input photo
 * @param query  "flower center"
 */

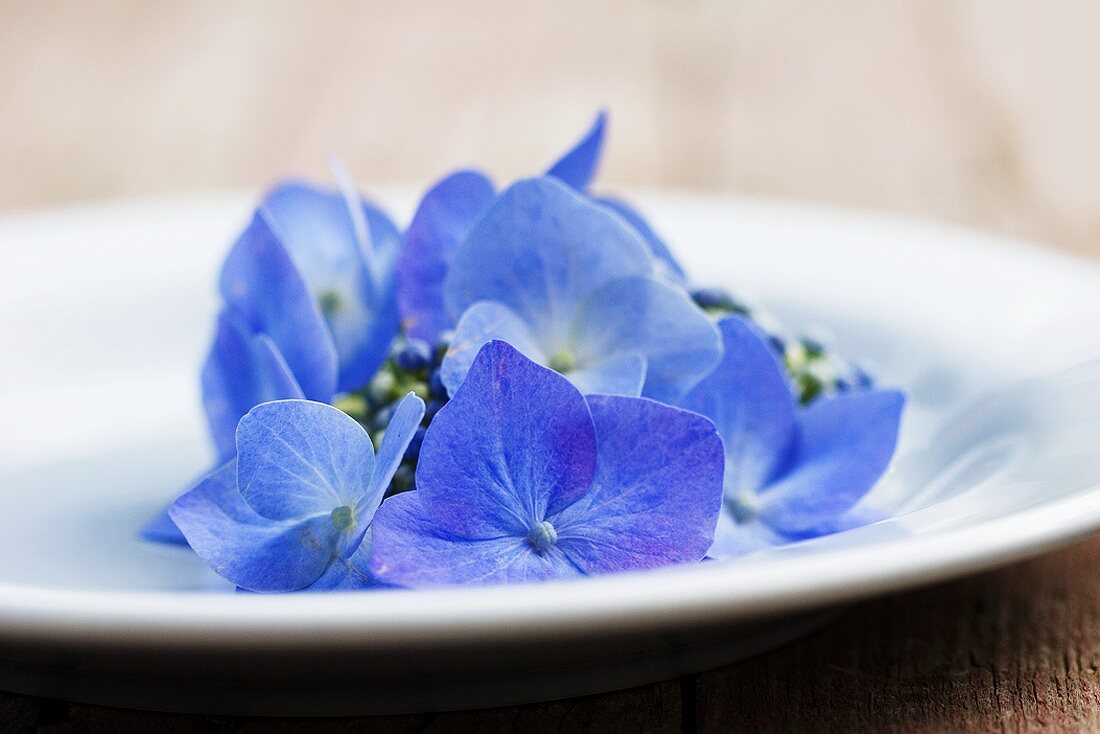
xmin=526 ymin=520 xmax=558 ymax=553
xmin=549 ymin=349 xmax=577 ymax=374
xmin=318 ymin=289 xmax=344 ymax=316
xmin=728 ymin=492 xmax=759 ymax=524
xmin=330 ymin=505 xmax=356 ymax=531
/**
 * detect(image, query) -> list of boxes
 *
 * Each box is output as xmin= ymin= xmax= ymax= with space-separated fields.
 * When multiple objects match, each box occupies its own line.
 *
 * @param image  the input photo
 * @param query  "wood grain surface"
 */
xmin=1 ymin=2 xmax=1098 ymax=731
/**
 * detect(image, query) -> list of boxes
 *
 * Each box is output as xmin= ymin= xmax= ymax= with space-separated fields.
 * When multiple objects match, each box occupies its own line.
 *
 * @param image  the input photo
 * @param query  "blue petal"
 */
xmin=679 ymin=315 xmax=799 ymax=498
xmin=545 ymin=110 xmax=607 ymax=191
xmin=707 ymin=512 xmax=785 ymax=560
xmin=572 ymin=277 xmax=721 ymax=404
xmin=551 ymin=395 xmax=724 ymax=572
xmin=236 ymin=400 xmax=375 ymax=521
xmin=416 ymin=341 xmax=598 ymax=538
xmin=444 ymin=177 xmax=652 ymax=345
xmin=369 ymin=491 xmax=582 ymax=588
xmin=261 ymin=182 xmax=402 ymax=392
xmin=567 ymin=353 xmax=647 ymax=397
xmin=168 ymin=464 xmax=341 ymax=592
xmin=758 ymin=390 xmax=905 ymax=535
xmin=301 ymin=557 xmax=376 ymax=591
xmin=219 ymin=212 xmax=338 ymax=402
xmin=440 ymin=301 xmax=547 ymax=396
xmin=201 ymin=310 xmax=305 ymax=460
xmin=596 ymin=196 xmax=687 ymax=284
xmin=139 ymin=506 xmax=189 ymax=546
xmin=366 ymin=393 xmax=426 ymax=512
xmin=396 ymin=170 xmax=496 ymax=344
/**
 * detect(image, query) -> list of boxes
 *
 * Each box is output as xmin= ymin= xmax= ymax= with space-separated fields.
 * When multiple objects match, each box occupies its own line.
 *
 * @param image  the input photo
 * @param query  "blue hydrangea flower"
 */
xmin=205 ymin=178 xmax=402 ymax=459
xmin=365 ymin=341 xmax=724 ymax=587
xmin=396 ymin=112 xmax=684 ymax=346
xmin=678 ymin=315 xmax=905 ymax=559
xmin=438 ymin=177 xmax=720 ymax=402
xmin=169 ymin=394 xmax=424 ymax=592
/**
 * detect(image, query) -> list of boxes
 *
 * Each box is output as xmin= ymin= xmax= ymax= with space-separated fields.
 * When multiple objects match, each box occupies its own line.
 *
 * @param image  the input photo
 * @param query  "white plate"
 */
xmin=1 ymin=190 xmax=1099 ymax=715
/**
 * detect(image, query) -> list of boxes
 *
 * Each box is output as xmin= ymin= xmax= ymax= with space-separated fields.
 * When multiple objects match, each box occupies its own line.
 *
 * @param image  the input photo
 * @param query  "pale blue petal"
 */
xmin=596 ymin=196 xmax=686 ymax=284
xmin=572 ymin=277 xmax=721 ymax=404
xmin=545 ymin=110 xmax=607 ymax=191
xmin=361 ymin=393 xmax=426 ymax=529
xmin=417 ymin=341 xmax=597 ymax=537
xmin=219 ymin=212 xmax=338 ymax=402
xmin=707 ymin=512 xmax=785 ymax=560
xmin=369 ymin=491 xmax=582 ymax=588
xmin=551 ymin=395 xmax=724 ymax=572
xmin=201 ymin=310 xmax=305 ymax=460
xmin=236 ymin=400 xmax=375 ymax=521
xmin=679 ymin=315 xmax=799 ymax=498
xmin=139 ymin=506 xmax=188 ymax=545
xmin=261 ymin=182 xmax=402 ymax=392
xmin=758 ymin=390 xmax=905 ymax=535
xmin=302 ymin=558 xmax=376 ymax=591
xmin=444 ymin=177 xmax=652 ymax=345
xmin=168 ymin=464 xmax=340 ymax=592
xmin=396 ymin=170 xmax=496 ymax=344
xmin=439 ymin=301 xmax=548 ymax=396
xmin=567 ymin=353 xmax=646 ymax=397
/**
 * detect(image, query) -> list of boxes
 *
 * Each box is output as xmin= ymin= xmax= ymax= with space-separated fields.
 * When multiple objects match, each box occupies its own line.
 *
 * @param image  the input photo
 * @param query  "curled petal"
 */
xmin=679 ymin=315 xmax=799 ymax=498
xmin=545 ymin=110 xmax=607 ymax=191
xmin=236 ymin=400 xmax=375 ymax=521
xmin=396 ymin=170 xmax=496 ymax=344
xmin=169 ymin=464 xmax=340 ymax=592
xmin=219 ymin=212 xmax=338 ymax=402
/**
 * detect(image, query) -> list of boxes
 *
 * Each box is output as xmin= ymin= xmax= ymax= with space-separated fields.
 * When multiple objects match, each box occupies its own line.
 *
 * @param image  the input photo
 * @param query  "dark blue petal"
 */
xmin=201 ymin=310 xmax=305 ymax=460
xmin=572 ymin=277 xmax=721 ymax=404
xmin=758 ymin=390 xmax=905 ymax=535
xmin=444 ymin=177 xmax=651 ymax=343
xmin=236 ymin=400 xmax=375 ymax=521
xmin=369 ymin=491 xmax=581 ymax=588
xmin=219 ymin=212 xmax=338 ymax=402
xmin=261 ymin=181 xmax=402 ymax=393
xmin=440 ymin=301 xmax=547 ymax=396
xmin=545 ymin=111 xmax=607 ymax=191
xmin=417 ymin=341 xmax=598 ymax=538
xmin=679 ymin=315 xmax=799 ymax=499
xmin=596 ymin=196 xmax=687 ymax=284
xmin=551 ymin=395 xmax=724 ymax=572
xmin=396 ymin=170 xmax=496 ymax=344
xmin=168 ymin=464 xmax=340 ymax=592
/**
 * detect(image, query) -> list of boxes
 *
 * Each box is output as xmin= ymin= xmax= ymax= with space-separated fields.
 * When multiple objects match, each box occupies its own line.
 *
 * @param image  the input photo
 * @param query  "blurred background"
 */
xmin=1 ymin=1 xmax=1098 ymax=257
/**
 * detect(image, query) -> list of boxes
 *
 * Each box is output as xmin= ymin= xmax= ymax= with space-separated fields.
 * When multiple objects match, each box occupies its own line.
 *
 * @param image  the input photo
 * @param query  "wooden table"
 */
xmin=2 ymin=2 xmax=1098 ymax=731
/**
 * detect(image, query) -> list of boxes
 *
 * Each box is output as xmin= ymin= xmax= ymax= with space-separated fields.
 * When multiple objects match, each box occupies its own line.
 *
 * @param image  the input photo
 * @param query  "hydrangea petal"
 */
xmin=201 ymin=310 xmax=305 ymax=460
xmin=444 ymin=177 xmax=652 ymax=345
xmin=168 ymin=464 xmax=340 ymax=592
xmin=440 ymin=301 xmax=548 ymax=396
xmin=545 ymin=111 xmax=607 ymax=191
xmin=567 ymin=353 xmax=647 ymax=398
xmin=707 ymin=512 xmax=785 ymax=560
xmin=356 ymin=392 xmax=426 ymax=547
xmin=369 ymin=492 xmax=581 ymax=588
xmin=596 ymin=196 xmax=686 ymax=284
xmin=679 ymin=315 xmax=799 ymax=497
xmin=236 ymin=400 xmax=375 ymax=521
xmin=139 ymin=507 xmax=188 ymax=545
xmin=219 ymin=212 xmax=338 ymax=402
xmin=418 ymin=341 xmax=597 ymax=537
xmin=261 ymin=182 xmax=402 ymax=393
xmin=396 ymin=170 xmax=496 ymax=344
xmin=551 ymin=395 xmax=724 ymax=572
xmin=758 ymin=390 xmax=905 ymax=535
xmin=572 ymin=277 xmax=721 ymax=404
xmin=302 ymin=558 xmax=376 ymax=591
